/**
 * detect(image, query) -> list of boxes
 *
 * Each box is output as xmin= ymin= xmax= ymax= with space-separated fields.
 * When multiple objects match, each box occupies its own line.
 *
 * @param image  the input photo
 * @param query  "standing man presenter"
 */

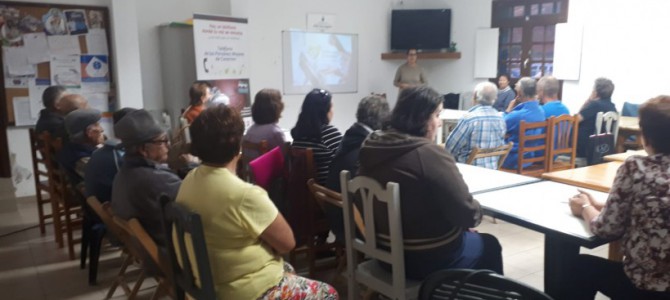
xmin=393 ymin=48 xmax=427 ymax=90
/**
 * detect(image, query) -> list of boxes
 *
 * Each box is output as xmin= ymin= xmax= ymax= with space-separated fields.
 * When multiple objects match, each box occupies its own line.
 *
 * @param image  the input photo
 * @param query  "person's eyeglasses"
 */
xmin=147 ymin=138 xmax=170 ymax=146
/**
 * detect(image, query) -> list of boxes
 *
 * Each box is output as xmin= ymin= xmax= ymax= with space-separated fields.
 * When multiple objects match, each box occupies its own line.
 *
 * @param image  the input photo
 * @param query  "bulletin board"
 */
xmin=0 ymin=1 xmax=113 ymax=127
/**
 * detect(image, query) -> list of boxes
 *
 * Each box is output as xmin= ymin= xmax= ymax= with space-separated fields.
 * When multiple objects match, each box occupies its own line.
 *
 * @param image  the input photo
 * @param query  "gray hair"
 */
xmin=538 ymin=76 xmax=559 ymax=98
xmin=594 ymin=77 xmax=615 ymax=99
xmin=517 ymin=77 xmax=537 ymax=99
xmin=474 ymin=81 xmax=498 ymax=106
xmin=357 ymin=94 xmax=390 ymax=130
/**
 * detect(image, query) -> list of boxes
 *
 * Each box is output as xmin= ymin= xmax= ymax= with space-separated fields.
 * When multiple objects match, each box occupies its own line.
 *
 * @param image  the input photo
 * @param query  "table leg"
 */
xmin=544 ymin=236 xmax=580 ymax=299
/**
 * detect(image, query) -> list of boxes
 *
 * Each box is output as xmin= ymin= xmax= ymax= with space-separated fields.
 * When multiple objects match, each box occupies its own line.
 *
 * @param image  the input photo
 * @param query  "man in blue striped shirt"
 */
xmin=445 ymin=82 xmax=506 ymax=169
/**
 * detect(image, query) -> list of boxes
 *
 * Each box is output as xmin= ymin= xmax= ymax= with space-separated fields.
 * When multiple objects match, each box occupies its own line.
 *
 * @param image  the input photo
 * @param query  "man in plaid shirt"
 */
xmin=445 ymin=82 xmax=506 ymax=169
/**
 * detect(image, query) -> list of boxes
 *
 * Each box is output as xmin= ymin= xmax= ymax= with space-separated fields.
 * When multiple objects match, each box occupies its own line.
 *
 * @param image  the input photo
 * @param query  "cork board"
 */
xmin=0 ymin=1 xmax=113 ymax=126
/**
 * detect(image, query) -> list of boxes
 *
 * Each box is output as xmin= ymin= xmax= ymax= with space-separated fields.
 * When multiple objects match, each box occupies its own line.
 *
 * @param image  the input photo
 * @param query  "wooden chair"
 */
xmin=418 ymin=269 xmax=552 ymax=300
xmin=238 ymin=139 xmax=269 ymax=182
xmin=159 ymin=195 xmax=216 ymax=300
xmin=307 ymin=179 xmax=368 ymax=280
xmin=286 ymin=146 xmax=334 ymax=276
xmin=465 ymin=142 xmax=513 ymax=170
xmin=86 ymin=197 xmax=140 ymax=298
xmin=340 ymin=170 xmax=421 ymax=300
xmin=501 ymin=120 xmax=550 ymax=178
xmin=124 ymin=217 xmax=174 ymax=300
xmin=29 ymin=128 xmax=53 ymax=235
xmin=42 ymin=133 xmax=83 ymax=259
xmin=112 ymin=216 xmax=154 ymax=300
xmin=546 ymin=115 xmax=579 ymax=172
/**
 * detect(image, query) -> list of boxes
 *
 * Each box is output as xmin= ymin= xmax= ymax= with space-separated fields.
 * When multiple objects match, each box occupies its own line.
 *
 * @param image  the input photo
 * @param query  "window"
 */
xmin=492 ymin=0 xmax=568 ymax=79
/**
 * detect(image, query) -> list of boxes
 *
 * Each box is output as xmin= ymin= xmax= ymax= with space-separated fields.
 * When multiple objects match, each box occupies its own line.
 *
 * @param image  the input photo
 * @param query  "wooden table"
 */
xmin=456 ymin=163 xmax=540 ymax=194
xmin=616 ymin=116 xmax=640 ymax=153
xmin=603 ymin=149 xmax=647 ymax=162
xmin=436 ymin=109 xmax=469 ymax=144
xmin=475 ymin=181 xmax=609 ymax=299
xmin=541 ymin=161 xmax=622 ymax=192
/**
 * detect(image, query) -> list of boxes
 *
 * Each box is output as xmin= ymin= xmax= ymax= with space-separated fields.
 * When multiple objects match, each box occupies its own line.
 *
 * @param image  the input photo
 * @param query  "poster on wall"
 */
xmin=209 ymin=78 xmax=251 ymax=123
xmin=193 ymin=14 xmax=248 ymax=80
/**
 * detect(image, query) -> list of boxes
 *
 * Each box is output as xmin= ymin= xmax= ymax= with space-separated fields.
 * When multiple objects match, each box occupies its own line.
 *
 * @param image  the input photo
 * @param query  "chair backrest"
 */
xmin=121 ymin=217 xmax=171 ymax=278
xmin=285 ymin=146 xmax=318 ymax=245
xmin=238 ymin=139 xmax=269 ymax=182
xmin=41 ymin=134 xmax=79 ymax=207
xmin=547 ymin=115 xmax=579 ymax=171
xmin=595 ymin=111 xmax=620 ymax=142
xmin=249 ymin=145 xmax=285 ymax=190
xmin=516 ymin=120 xmax=550 ymax=176
xmin=340 ymin=170 xmax=407 ymax=299
xmin=418 ymin=269 xmax=552 ymax=300
xmin=29 ymin=128 xmax=50 ymax=188
xmin=622 ymin=102 xmax=640 ymax=117
xmin=307 ymin=178 xmax=366 ymax=239
xmin=159 ymin=195 xmax=216 ymax=300
xmin=465 ymin=142 xmax=513 ymax=170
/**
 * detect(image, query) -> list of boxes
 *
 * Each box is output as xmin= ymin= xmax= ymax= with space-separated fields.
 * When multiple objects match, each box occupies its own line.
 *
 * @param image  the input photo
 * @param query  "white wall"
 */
xmin=231 ymin=0 xmax=491 ymax=131
xmin=560 ymin=0 xmax=670 ymax=113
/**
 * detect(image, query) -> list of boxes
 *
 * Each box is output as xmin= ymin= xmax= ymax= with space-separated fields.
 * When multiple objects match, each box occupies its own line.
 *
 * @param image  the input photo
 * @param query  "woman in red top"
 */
xmin=183 ymin=81 xmax=212 ymax=124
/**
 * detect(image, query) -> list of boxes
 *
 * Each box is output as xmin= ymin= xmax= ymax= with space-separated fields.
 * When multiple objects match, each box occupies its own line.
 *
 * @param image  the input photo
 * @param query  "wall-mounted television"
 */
xmin=391 ymin=9 xmax=452 ymax=52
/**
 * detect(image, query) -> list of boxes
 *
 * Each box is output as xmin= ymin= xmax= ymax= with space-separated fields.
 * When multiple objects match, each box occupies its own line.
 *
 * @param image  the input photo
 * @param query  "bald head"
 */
xmin=56 ymin=94 xmax=88 ymax=115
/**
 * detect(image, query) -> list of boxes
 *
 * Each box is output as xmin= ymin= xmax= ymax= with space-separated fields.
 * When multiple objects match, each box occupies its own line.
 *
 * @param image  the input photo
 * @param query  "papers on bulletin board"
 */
xmin=64 ymin=10 xmax=89 ymax=35
xmin=28 ymin=79 xmax=49 ymax=118
xmin=22 ymin=33 xmax=50 ymax=64
xmin=3 ymin=46 xmax=36 ymax=76
xmin=81 ymin=55 xmax=109 ymax=82
xmin=85 ymin=29 xmax=108 ymax=55
xmin=47 ymin=35 xmax=81 ymax=55
xmin=13 ymin=97 xmax=38 ymax=126
xmin=3 ymin=64 xmax=31 ymax=88
xmin=50 ymin=54 xmax=81 ymax=88
xmin=84 ymin=93 xmax=108 ymax=112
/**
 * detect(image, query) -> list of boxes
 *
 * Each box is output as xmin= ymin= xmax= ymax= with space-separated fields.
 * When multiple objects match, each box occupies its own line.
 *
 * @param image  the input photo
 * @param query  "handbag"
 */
xmin=586 ymin=133 xmax=614 ymax=165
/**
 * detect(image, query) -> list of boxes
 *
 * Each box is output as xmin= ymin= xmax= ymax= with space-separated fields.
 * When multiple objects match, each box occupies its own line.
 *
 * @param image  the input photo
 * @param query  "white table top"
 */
xmin=456 ymin=163 xmax=540 ymax=194
xmin=439 ymin=109 xmax=469 ymax=121
xmin=474 ymin=180 xmax=609 ymax=244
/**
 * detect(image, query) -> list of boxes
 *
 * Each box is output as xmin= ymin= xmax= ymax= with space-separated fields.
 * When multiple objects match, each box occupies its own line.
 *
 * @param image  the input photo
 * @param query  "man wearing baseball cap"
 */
xmin=56 ymin=108 xmax=104 ymax=193
xmin=111 ymin=109 xmax=181 ymax=247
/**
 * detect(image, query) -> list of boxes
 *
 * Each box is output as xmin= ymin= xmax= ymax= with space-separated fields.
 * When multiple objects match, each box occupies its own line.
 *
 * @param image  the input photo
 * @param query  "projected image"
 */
xmin=283 ymin=31 xmax=358 ymax=94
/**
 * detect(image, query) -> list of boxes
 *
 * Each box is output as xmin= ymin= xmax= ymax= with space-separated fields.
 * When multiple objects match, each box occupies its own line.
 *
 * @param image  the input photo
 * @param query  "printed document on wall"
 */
xmin=50 ymin=54 xmax=81 ymax=88
xmin=193 ymin=14 xmax=249 ymax=80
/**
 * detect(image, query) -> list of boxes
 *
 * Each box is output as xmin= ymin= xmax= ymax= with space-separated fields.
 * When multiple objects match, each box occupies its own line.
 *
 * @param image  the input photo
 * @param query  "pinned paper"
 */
xmin=81 ymin=55 xmax=108 ymax=82
xmin=28 ymin=79 xmax=49 ymax=118
xmin=13 ymin=97 xmax=38 ymax=126
xmin=85 ymin=28 xmax=108 ymax=55
xmin=23 ymin=33 xmax=50 ymax=64
xmin=3 ymin=46 xmax=36 ymax=76
xmin=50 ymin=54 xmax=81 ymax=88
xmin=83 ymin=93 xmax=108 ymax=112
xmin=47 ymin=35 xmax=80 ymax=55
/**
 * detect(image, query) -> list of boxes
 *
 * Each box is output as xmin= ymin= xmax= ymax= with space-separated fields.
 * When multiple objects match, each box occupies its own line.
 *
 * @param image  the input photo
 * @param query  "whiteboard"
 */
xmin=474 ymin=28 xmax=499 ymax=79
xmin=553 ymin=23 xmax=583 ymax=80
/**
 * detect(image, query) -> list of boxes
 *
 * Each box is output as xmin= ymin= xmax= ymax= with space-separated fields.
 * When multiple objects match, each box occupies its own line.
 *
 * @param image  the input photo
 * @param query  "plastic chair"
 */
xmin=28 ymin=128 xmax=53 ymax=235
xmin=159 ymin=195 xmax=216 ymax=300
xmin=340 ymin=170 xmax=421 ymax=300
xmin=418 ymin=269 xmax=552 ymax=300
xmin=465 ymin=142 xmax=513 ymax=170
xmin=501 ymin=120 xmax=550 ymax=178
xmin=546 ymin=115 xmax=579 ymax=172
xmin=595 ymin=111 xmax=619 ymax=143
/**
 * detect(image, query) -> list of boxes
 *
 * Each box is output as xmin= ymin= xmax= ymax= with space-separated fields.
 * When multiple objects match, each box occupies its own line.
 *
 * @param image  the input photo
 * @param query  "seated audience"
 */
xmin=182 ymin=81 xmax=211 ymax=124
xmin=502 ymin=77 xmax=546 ymax=169
xmin=176 ymin=104 xmax=338 ymax=299
xmin=445 ymin=82 xmax=506 ymax=169
xmin=492 ymin=74 xmax=515 ymax=112
xmin=243 ymin=88 xmax=286 ymax=158
xmin=111 ymin=109 xmax=181 ymax=247
xmin=56 ymin=109 xmax=104 ymax=192
xmin=53 ymin=94 xmax=89 ymax=141
xmin=358 ymin=86 xmax=503 ymax=279
xmin=565 ymin=95 xmax=670 ymax=300
xmin=291 ymin=88 xmax=342 ymax=184
xmin=84 ymin=108 xmax=135 ymax=203
xmin=325 ymin=93 xmax=390 ymax=240
xmin=35 ymin=85 xmax=66 ymax=136
xmin=576 ymin=77 xmax=618 ymax=157
xmin=537 ymin=76 xmax=570 ymax=118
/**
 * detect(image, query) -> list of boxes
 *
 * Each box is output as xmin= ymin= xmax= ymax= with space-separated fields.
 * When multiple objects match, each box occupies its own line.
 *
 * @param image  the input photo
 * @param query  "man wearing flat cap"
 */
xmin=56 ymin=108 xmax=104 ymax=193
xmin=111 ymin=109 xmax=181 ymax=247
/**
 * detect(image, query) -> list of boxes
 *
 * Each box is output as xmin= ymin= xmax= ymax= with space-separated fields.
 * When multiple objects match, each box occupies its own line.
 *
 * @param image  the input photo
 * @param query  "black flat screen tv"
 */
xmin=391 ymin=9 xmax=452 ymax=52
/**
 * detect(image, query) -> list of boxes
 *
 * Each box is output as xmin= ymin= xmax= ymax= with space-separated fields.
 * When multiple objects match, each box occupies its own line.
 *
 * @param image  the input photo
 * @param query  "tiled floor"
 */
xmin=0 ymin=180 xmax=609 ymax=299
